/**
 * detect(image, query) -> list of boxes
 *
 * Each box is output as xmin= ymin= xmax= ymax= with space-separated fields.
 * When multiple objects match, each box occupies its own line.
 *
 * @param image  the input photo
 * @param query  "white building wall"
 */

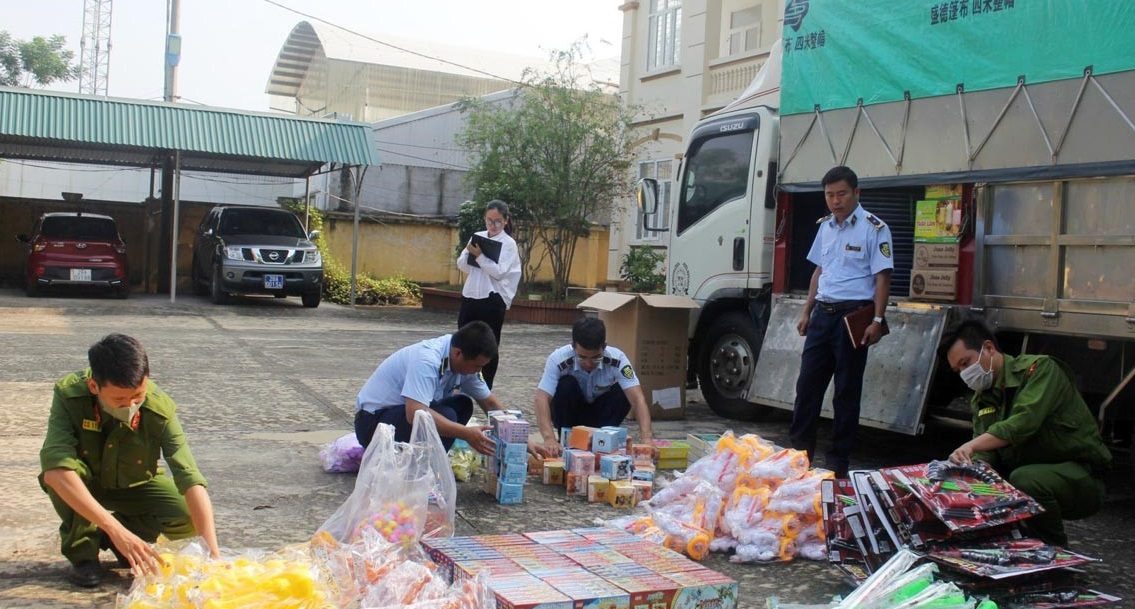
xmin=611 ymin=0 xmax=783 ymax=283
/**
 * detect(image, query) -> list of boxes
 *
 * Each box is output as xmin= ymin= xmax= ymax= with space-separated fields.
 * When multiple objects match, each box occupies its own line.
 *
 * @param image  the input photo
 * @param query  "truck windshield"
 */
xmin=676 ymin=129 xmax=754 ymax=234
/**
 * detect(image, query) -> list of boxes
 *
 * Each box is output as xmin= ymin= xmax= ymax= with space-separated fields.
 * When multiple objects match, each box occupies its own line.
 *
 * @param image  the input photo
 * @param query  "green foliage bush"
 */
xmin=620 ymin=246 xmax=667 ymax=293
xmin=279 ymin=198 xmax=421 ymax=306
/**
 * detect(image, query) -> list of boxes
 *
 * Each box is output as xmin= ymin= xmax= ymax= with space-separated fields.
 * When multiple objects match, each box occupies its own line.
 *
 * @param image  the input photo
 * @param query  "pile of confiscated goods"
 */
xmin=817 ymin=460 xmax=1119 ymax=608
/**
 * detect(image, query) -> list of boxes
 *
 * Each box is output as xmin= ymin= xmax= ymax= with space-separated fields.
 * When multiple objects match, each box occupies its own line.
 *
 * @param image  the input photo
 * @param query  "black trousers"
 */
xmin=458 ymin=293 xmax=507 ymax=388
xmin=550 ymin=376 xmax=632 ymax=432
xmin=788 ymin=300 xmax=872 ymax=476
xmin=354 ymin=394 xmax=474 ymax=452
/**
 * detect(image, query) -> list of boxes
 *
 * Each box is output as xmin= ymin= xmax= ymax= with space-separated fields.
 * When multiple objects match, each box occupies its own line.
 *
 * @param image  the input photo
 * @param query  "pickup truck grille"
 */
xmin=257 ymin=249 xmax=291 ymax=264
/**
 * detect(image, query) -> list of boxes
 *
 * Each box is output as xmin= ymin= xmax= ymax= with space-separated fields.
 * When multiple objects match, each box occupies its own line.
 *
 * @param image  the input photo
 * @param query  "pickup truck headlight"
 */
xmin=304 ymin=249 xmax=321 ymax=265
xmin=223 ymin=246 xmax=245 ymax=260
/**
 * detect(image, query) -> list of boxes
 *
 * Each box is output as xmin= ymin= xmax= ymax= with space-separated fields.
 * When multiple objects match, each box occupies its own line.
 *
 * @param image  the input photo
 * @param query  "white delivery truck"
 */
xmin=638 ymin=0 xmax=1135 ymax=446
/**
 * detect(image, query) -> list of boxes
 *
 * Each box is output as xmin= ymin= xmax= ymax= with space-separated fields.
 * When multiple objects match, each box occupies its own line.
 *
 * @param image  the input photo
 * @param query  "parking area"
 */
xmin=0 ymin=290 xmax=1132 ymax=608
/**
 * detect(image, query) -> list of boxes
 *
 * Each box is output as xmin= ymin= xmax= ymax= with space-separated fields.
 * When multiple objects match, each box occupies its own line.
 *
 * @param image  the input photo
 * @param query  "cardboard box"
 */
xmin=542 ymin=459 xmax=565 ymax=486
xmin=914 ymin=198 xmax=964 ymax=242
xmin=912 ymin=242 xmax=959 ymax=269
xmin=909 ymin=268 xmax=958 ymax=302
xmin=577 ymin=293 xmax=700 ymax=421
xmin=587 ymin=475 xmax=610 ymax=503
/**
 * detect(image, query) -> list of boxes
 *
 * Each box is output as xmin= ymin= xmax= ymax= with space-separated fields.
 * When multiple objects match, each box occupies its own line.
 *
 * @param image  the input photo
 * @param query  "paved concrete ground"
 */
xmin=0 ymin=289 xmax=1131 ymax=608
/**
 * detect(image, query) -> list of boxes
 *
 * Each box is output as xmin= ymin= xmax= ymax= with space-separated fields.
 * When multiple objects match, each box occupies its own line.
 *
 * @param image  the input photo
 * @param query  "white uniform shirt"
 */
xmin=537 ymin=344 xmax=640 ymax=404
xmin=456 ymin=230 xmax=522 ymax=308
xmin=808 ymin=204 xmax=894 ymax=302
xmin=356 ymin=334 xmax=491 ymax=414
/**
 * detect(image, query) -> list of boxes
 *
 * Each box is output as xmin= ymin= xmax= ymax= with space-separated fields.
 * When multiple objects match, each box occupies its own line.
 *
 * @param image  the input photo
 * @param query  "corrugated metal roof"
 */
xmin=0 ymin=87 xmax=378 ymax=177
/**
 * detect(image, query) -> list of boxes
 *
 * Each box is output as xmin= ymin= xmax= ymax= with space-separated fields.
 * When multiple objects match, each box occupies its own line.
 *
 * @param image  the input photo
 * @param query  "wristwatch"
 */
xmin=872 ymin=316 xmax=885 ymax=325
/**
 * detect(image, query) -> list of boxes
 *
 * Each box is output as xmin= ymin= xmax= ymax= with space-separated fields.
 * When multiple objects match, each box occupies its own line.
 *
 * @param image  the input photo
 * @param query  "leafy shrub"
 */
xmin=620 ymin=246 xmax=666 ymax=293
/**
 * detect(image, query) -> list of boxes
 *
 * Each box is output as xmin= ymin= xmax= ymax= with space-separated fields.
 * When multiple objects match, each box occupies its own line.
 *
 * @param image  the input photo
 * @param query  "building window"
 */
xmin=647 ymin=0 xmax=682 ymax=71
xmin=724 ymin=5 xmax=762 ymax=56
xmin=636 ymin=159 xmax=674 ymax=241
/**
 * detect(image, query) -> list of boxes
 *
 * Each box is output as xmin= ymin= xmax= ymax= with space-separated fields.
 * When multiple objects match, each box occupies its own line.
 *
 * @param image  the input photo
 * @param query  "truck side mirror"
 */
xmin=637 ymin=178 xmax=659 ymax=214
xmin=308 ymin=230 xmax=321 ymax=241
xmin=636 ymin=178 xmax=670 ymax=233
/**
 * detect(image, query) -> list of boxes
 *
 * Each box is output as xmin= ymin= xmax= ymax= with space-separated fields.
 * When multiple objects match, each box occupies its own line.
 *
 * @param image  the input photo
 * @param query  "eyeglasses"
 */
xmin=484 ymin=218 xmax=505 ymax=227
xmin=574 ymin=352 xmax=604 ymax=363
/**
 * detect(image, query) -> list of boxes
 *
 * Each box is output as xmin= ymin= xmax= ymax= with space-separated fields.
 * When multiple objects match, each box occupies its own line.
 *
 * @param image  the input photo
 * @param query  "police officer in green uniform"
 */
xmin=39 ymin=334 xmax=220 ymax=587
xmin=940 ymin=320 xmax=1111 ymax=546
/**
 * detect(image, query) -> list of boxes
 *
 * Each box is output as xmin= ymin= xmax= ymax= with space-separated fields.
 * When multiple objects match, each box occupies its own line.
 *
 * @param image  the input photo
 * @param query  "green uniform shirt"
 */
xmin=39 ymin=370 xmax=207 ymax=494
xmin=970 ymin=354 xmax=1112 ymax=472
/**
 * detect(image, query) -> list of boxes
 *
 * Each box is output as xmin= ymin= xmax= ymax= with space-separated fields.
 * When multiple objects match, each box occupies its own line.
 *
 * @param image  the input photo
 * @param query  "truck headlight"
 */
xmin=223 ymin=246 xmax=245 ymax=260
xmin=305 ymin=250 xmax=321 ymax=264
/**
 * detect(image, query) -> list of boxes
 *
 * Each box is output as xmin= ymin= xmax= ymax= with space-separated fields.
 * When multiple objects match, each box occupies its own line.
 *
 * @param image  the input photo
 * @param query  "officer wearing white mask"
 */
xmin=939 ymin=320 xmax=1111 ymax=546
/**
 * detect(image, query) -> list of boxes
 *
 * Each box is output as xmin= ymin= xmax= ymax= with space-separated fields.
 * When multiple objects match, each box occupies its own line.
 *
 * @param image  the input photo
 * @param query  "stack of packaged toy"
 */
xmin=538 ymin=425 xmax=656 ymax=508
xmin=820 ymin=460 xmax=1120 ymax=607
xmin=421 ymin=528 xmax=738 ymax=609
xmin=605 ymin=431 xmax=833 ymax=564
xmin=686 ymin=432 xmax=722 ymax=462
xmin=481 ymin=410 xmax=531 ymax=504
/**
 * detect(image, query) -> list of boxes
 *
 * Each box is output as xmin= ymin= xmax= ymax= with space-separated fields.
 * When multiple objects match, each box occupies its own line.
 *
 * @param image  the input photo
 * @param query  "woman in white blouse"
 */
xmin=455 ymin=200 xmax=522 ymax=388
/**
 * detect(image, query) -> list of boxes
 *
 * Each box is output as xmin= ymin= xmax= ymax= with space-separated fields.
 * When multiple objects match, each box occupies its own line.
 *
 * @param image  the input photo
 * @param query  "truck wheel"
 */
xmin=301 ymin=291 xmax=321 ymax=308
xmin=698 ymin=312 xmax=767 ymax=420
xmin=210 ymin=266 xmax=229 ymax=305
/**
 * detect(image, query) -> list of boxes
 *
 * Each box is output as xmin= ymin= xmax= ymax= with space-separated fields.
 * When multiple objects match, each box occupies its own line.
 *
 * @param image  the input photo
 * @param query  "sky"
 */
xmin=4 ymin=0 xmax=625 ymax=112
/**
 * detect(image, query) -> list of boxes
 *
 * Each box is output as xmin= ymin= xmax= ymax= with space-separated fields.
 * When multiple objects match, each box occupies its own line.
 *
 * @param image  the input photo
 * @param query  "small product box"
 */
xmin=500 ymin=461 xmax=528 ymax=485
xmin=496 ymin=481 xmax=524 ymax=505
xmin=656 ymin=458 xmax=688 ymax=470
xmin=631 ymin=464 xmax=655 ymax=483
xmin=499 ymin=440 xmax=529 ymax=466
xmin=630 ymin=443 xmax=655 ymax=466
xmin=632 ymin=480 xmax=653 ymax=502
xmin=600 ymin=426 xmax=628 ymax=448
xmin=481 ymin=467 xmax=498 ymax=495
xmin=654 ymin=439 xmax=690 ymax=461
xmin=590 ymin=428 xmax=622 ymax=454
xmin=600 ymin=454 xmax=633 ymax=480
xmin=587 ymin=475 xmax=611 ymax=503
xmin=568 ymin=426 xmax=598 ymax=451
xmin=497 ymin=418 xmax=531 ymax=444
xmin=569 ymin=451 xmax=597 ymax=476
xmin=686 ymin=433 xmax=721 ymax=462
xmin=608 ymin=480 xmax=636 ymax=508
xmin=542 ymin=459 xmax=565 ymax=486
xmin=566 ymin=472 xmax=589 ymax=496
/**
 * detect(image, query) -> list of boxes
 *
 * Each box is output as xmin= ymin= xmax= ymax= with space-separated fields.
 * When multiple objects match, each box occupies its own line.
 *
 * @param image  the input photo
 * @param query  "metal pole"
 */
xmin=163 ymin=0 xmax=180 ymax=102
xmin=304 ymin=176 xmax=311 ymax=232
xmin=169 ymin=151 xmax=181 ymax=302
xmin=350 ymin=181 xmax=359 ymax=306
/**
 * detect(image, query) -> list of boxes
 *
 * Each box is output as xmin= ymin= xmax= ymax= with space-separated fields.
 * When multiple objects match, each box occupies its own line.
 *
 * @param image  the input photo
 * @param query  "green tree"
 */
xmin=458 ymin=45 xmax=638 ymax=301
xmin=0 ymin=31 xmax=79 ymax=88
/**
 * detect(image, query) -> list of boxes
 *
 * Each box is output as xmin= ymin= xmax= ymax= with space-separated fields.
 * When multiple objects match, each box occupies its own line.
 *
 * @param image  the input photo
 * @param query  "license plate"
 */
xmin=70 ymin=269 xmax=92 ymax=282
xmin=264 ymin=274 xmax=285 ymax=289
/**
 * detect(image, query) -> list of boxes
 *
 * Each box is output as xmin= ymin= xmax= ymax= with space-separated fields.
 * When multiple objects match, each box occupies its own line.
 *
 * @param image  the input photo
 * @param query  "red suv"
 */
xmin=15 ymin=212 xmax=130 ymax=298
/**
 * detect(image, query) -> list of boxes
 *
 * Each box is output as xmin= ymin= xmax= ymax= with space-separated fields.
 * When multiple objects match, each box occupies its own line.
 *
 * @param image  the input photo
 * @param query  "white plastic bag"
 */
xmin=318 ymin=411 xmax=456 ymax=546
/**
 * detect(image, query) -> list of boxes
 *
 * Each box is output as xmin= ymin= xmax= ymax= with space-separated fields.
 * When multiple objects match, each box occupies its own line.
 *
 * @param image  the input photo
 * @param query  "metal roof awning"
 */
xmin=0 ymin=86 xmax=379 ymax=177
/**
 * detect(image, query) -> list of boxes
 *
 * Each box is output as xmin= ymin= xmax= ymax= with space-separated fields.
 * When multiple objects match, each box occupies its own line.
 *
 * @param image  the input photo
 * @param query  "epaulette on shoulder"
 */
xmin=816 ymin=214 xmax=832 ymax=225
xmin=602 ymin=356 xmax=619 ymax=367
xmin=558 ymin=357 xmax=575 ymax=371
xmin=865 ymin=213 xmax=885 ymax=230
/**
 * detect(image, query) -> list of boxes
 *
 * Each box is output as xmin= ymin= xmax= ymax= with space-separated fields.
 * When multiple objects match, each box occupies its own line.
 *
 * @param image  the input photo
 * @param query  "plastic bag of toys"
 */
xmin=318 ymin=410 xmax=456 ymax=547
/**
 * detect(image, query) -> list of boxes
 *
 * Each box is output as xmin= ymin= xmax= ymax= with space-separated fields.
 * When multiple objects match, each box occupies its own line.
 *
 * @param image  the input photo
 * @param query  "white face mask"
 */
xmin=959 ymin=347 xmax=994 ymax=392
xmin=101 ymin=400 xmax=143 ymax=426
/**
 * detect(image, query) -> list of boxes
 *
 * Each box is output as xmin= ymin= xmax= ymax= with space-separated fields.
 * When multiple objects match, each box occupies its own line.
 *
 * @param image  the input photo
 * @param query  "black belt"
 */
xmin=816 ymin=300 xmax=871 ymax=314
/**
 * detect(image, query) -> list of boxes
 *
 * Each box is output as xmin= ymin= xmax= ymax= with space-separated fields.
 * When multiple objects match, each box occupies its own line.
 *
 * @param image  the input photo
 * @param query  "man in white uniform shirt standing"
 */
xmin=531 ymin=318 xmax=654 ymax=457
